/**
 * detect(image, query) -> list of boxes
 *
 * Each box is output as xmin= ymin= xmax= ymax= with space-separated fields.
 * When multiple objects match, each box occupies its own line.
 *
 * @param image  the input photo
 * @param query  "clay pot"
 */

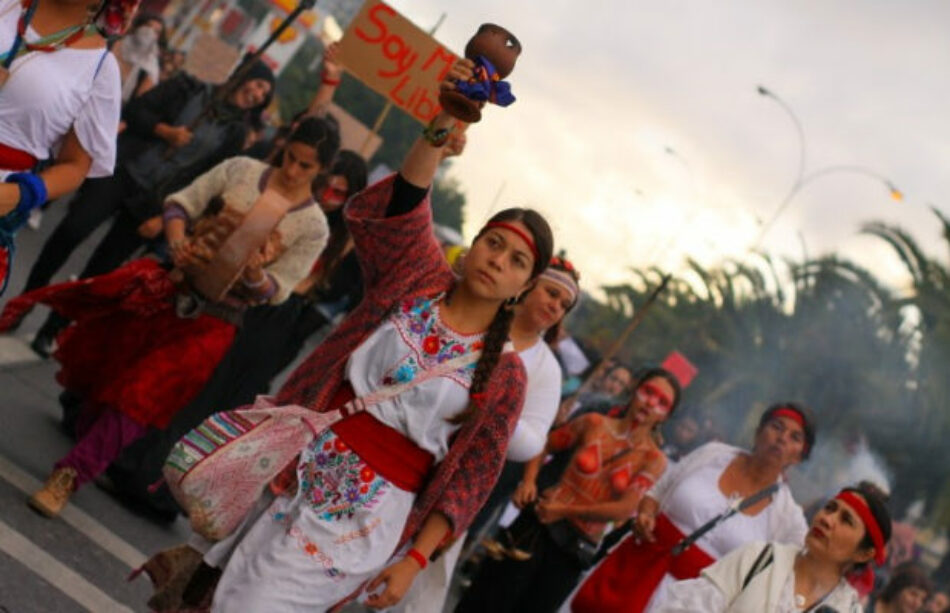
xmin=440 ymin=23 xmax=522 ymax=123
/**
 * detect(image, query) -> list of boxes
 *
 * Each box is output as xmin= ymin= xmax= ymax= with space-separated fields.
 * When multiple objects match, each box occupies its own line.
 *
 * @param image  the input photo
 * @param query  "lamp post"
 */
xmin=752 ymin=165 xmax=902 ymax=249
xmin=752 ymin=85 xmax=903 ymax=250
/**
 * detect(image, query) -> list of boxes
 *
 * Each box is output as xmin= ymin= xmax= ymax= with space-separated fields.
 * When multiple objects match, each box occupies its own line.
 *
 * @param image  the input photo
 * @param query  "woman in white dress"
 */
xmin=572 ymin=403 xmax=816 ymax=613
xmin=391 ymin=257 xmax=581 ymax=613
xmin=659 ymin=483 xmax=892 ymax=613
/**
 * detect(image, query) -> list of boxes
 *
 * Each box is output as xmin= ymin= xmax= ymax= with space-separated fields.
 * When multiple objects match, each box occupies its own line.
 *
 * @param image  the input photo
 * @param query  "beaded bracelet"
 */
xmin=422 ymin=120 xmax=454 ymax=147
xmin=321 ymin=71 xmax=342 ymax=86
xmin=406 ymin=548 xmax=428 ymax=569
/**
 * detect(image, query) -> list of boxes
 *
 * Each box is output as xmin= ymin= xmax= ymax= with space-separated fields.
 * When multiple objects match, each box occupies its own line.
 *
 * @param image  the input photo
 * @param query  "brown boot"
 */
xmin=29 ymin=467 xmax=77 ymax=517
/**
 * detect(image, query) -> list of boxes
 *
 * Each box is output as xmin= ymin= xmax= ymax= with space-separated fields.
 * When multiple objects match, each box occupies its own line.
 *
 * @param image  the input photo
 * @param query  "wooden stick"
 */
xmin=558 ymin=274 xmax=672 ymax=420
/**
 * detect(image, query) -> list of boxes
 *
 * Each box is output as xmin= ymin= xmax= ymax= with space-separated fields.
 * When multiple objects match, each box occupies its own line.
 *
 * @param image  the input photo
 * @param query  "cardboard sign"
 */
xmin=662 ymin=351 xmax=698 ymax=388
xmin=183 ymin=32 xmax=241 ymax=85
xmin=340 ymin=0 xmax=458 ymax=124
xmin=326 ymin=102 xmax=383 ymax=160
xmin=189 ymin=191 xmax=291 ymax=302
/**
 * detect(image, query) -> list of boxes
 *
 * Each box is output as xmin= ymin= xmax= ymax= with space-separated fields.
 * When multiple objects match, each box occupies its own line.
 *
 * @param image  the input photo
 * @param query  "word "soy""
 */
xmin=355 ymin=1 xmax=456 ymax=122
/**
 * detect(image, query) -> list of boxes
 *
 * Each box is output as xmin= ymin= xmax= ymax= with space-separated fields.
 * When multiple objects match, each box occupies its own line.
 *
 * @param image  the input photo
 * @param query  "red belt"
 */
xmin=270 ymin=381 xmax=434 ymax=495
xmin=572 ymin=513 xmax=715 ymax=613
xmin=0 ymin=143 xmax=38 ymax=172
xmin=333 ymin=411 xmax=434 ymax=493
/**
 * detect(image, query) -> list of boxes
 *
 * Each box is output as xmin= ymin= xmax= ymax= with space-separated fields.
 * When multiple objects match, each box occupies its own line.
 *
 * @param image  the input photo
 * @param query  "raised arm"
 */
xmin=305 ymin=42 xmax=344 ymax=117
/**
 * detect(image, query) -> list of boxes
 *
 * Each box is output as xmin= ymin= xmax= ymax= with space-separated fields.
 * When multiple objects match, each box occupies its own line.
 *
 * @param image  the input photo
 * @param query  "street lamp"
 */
xmin=752 ymin=164 xmax=902 ymax=249
xmin=752 ymin=85 xmax=903 ymax=250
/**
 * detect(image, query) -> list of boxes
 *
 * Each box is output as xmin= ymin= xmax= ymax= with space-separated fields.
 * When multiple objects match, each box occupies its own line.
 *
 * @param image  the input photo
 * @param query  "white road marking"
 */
xmin=0 ymin=336 xmax=40 ymax=366
xmin=0 ymin=519 xmax=133 ymax=612
xmin=0 ymin=453 xmax=147 ymax=569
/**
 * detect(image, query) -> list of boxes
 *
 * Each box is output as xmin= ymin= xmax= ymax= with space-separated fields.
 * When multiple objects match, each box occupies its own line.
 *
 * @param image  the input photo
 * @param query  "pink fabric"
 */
xmin=55 ymin=407 xmax=147 ymax=488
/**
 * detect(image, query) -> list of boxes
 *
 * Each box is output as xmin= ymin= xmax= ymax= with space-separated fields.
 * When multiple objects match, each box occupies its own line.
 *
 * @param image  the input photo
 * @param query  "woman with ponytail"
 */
xmin=149 ymin=59 xmax=554 ymax=611
xmin=457 ymin=367 xmax=681 ymax=613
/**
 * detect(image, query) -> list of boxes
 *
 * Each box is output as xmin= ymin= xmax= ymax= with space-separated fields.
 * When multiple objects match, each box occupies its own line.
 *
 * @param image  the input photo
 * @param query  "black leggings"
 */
xmin=456 ymin=511 xmax=588 ymax=613
xmin=24 ymin=172 xmax=145 ymax=291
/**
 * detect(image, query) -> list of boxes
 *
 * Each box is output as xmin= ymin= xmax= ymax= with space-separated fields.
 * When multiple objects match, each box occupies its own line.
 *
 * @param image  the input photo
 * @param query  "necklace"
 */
xmin=2 ymin=0 xmax=95 ymax=67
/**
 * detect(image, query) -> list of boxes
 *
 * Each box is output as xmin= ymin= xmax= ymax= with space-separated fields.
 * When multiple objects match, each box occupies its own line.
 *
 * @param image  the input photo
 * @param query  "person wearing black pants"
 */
xmin=6 ymin=63 xmax=277 ymax=355
xmin=457 ymin=510 xmax=590 ymax=613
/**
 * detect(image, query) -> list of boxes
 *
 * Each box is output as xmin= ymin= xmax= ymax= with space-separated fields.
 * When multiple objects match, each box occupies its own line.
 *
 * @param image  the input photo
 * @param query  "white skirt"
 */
xmin=211 ymin=427 xmax=416 ymax=612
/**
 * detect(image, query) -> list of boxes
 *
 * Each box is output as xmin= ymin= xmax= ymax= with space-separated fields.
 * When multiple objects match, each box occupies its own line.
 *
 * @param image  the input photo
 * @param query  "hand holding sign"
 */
xmin=439 ymin=24 xmax=522 ymax=123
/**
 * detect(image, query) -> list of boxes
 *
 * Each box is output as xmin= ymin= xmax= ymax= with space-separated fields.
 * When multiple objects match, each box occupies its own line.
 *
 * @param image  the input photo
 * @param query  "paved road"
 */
xmin=0 ymin=203 xmax=190 ymax=611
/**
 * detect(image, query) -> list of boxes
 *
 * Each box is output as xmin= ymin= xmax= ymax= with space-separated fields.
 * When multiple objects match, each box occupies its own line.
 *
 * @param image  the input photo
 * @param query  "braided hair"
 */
xmin=449 ymin=208 xmax=554 ymax=424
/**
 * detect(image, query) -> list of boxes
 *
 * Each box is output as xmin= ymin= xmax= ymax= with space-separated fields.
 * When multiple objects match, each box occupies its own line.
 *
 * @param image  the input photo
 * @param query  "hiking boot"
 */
xmin=28 ymin=467 xmax=77 ymax=517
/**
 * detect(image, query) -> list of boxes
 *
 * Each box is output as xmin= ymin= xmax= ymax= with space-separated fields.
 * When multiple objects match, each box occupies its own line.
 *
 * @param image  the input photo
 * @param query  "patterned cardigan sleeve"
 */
xmin=344 ymin=173 xmax=450 ymax=303
xmin=407 ymin=353 xmax=527 ymax=540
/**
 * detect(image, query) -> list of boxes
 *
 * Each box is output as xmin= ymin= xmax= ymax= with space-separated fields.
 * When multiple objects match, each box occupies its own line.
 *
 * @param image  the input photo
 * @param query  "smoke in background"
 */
xmin=786 ymin=433 xmax=894 ymax=509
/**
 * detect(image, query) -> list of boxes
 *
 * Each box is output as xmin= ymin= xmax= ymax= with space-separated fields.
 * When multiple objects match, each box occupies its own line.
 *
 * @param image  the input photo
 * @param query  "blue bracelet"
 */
xmin=5 ymin=172 xmax=48 ymax=215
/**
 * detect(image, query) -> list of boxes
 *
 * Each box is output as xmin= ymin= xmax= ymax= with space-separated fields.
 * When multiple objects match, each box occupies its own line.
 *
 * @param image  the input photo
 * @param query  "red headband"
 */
xmin=836 ymin=491 xmax=886 ymax=566
xmin=484 ymin=221 xmax=540 ymax=262
xmin=772 ymin=407 xmax=809 ymax=453
xmin=772 ymin=407 xmax=804 ymax=429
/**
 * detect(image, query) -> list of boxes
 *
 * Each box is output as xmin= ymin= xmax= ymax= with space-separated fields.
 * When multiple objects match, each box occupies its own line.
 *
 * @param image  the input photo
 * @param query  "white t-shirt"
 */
xmin=0 ymin=0 xmax=121 ymax=176
xmin=507 ymin=340 xmax=562 ymax=461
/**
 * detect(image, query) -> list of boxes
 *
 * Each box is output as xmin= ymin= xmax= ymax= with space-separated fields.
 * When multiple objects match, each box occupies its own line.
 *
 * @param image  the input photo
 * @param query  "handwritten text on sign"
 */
xmin=340 ymin=0 xmax=457 ymax=124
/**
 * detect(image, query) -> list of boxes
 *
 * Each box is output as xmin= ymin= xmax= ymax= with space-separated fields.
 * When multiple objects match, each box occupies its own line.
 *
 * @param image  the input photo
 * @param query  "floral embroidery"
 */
xmin=297 ymin=430 xmax=388 ymax=522
xmin=334 ymin=518 xmax=382 ymax=545
xmin=272 ymin=511 xmax=344 ymax=580
xmin=382 ymin=295 xmax=483 ymax=387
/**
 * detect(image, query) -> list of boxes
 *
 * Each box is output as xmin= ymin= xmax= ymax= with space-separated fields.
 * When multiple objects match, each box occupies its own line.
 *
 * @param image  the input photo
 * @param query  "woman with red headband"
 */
xmin=457 ymin=367 xmax=682 ymax=613
xmin=0 ymin=0 xmax=134 ymax=290
xmin=658 ymin=482 xmax=891 ymax=612
xmin=143 ymin=60 xmax=555 ymax=612
xmin=572 ymin=403 xmax=814 ymax=613
xmin=392 ymin=257 xmax=581 ymax=613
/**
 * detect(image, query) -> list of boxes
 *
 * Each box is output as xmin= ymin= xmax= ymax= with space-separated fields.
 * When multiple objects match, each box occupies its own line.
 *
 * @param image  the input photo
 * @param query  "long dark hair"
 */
xmin=450 ymin=208 xmax=554 ymax=424
xmin=312 ymin=150 xmax=367 ymax=288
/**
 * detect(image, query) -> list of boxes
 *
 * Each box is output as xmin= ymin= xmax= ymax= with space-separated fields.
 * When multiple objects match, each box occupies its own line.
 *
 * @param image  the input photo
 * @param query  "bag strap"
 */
xmin=339 ymin=350 xmax=482 ymax=417
xmin=741 ymin=543 xmax=775 ymax=591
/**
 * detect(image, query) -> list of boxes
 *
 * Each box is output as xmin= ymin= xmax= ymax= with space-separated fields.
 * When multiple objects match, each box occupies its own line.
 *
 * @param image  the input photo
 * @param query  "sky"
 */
xmin=385 ymin=0 xmax=950 ymax=296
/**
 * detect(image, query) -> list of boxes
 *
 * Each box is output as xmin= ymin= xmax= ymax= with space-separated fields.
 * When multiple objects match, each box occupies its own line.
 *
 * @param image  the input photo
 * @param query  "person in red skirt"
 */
xmin=2 ymin=117 xmax=339 ymax=517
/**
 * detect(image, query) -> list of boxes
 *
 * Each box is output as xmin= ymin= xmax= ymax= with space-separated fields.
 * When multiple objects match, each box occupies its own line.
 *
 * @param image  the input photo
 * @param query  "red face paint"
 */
xmin=575 ymin=445 xmax=599 ymax=474
xmin=636 ymin=382 xmax=673 ymax=414
xmin=320 ymin=186 xmax=347 ymax=208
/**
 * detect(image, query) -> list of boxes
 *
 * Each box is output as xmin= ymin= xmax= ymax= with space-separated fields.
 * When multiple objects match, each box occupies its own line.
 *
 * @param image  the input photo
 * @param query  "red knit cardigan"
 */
xmin=276 ymin=174 xmax=527 ymax=546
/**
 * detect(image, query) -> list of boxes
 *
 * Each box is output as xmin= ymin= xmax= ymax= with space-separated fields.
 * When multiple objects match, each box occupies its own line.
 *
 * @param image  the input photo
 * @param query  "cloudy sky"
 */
xmin=386 ymin=0 xmax=950 ymax=294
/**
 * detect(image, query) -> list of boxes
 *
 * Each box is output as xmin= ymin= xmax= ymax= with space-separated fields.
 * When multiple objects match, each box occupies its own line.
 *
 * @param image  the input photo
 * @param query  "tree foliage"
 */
xmin=568 ymin=211 xmax=950 ymax=527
